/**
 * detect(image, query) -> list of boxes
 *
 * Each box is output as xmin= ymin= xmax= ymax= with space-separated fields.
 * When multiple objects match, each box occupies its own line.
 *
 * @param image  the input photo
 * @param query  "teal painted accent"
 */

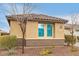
xmin=47 ymin=24 xmax=53 ymax=37
xmin=38 ymin=24 xmax=44 ymax=37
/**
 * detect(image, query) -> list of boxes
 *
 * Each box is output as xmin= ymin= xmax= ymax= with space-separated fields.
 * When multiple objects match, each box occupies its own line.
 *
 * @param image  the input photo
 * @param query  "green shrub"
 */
xmin=70 ymin=47 xmax=78 ymax=52
xmin=40 ymin=49 xmax=52 ymax=56
xmin=0 ymin=35 xmax=17 ymax=50
xmin=65 ymin=35 xmax=76 ymax=46
xmin=52 ymin=44 xmax=55 ymax=48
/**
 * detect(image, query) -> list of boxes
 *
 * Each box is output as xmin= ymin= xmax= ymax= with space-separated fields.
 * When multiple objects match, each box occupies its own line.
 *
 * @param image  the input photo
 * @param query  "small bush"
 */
xmin=0 ymin=35 xmax=16 ymax=55
xmin=40 ymin=49 xmax=52 ymax=56
xmin=65 ymin=35 xmax=76 ymax=46
xmin=0 ymin=35 xmax=17 ymax=55
xmin=52 ymin=44 xmax=55 ymax=48
xmin=70 ymin=47 xmax=78 ymax=52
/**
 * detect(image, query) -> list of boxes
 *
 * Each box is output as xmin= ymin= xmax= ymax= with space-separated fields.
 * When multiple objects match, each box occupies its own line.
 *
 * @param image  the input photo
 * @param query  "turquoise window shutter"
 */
xmin=47 ymin=24 xmax=53 ymax=37
xmin=38 ymin=24 xmax=44 ymax=37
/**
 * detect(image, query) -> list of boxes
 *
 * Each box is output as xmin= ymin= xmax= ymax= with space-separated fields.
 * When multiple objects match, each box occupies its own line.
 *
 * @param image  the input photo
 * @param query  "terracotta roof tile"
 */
xmin=6 ymin=14 xmax=68 ymax=23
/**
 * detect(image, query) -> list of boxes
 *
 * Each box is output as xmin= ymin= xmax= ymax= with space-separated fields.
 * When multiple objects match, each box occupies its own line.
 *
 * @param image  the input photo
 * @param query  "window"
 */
xmin=47 ymin=24 xmax=52 ymax=37
xmin=38 ymin=24 xmax=44 ymax=37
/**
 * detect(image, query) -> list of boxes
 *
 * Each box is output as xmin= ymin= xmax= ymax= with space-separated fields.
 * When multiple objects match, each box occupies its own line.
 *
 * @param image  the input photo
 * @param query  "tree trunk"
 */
xmin=71 ymin=29 xmax=74 ymax=48
xmin=22 ymin=33 xmax=25 ymax=54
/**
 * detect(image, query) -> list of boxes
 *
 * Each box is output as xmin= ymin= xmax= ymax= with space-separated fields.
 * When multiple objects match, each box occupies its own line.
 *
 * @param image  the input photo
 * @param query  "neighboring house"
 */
xmin=64 ymin=24 xmax=79 ymax=41
xmin=6 ymin=14 xmax=68 ymax=46
xmin=0 ymin=29 xmax=1 ymax=36
xmin=0 ymin=29 xmax=9 ymax=36
xmin=64 ymin=24 xmax=79 ymax=36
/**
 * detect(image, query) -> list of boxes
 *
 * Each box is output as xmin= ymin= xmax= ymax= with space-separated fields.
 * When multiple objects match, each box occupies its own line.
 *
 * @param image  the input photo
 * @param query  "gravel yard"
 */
xmin=0 ymin=46 xmax=79 ymax=56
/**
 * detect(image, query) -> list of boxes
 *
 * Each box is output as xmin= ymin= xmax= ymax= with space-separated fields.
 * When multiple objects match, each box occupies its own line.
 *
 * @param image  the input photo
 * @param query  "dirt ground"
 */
xmin=0 ymin=46 xmax=79 ymax=56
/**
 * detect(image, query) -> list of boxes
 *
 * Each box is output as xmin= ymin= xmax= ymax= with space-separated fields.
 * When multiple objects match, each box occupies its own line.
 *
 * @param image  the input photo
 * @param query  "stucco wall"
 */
xmin=10 ymin=21 xmax=23 ymax=38
xmin=26 ymin=21 xmax=38 ymax=39
xmin=10 ymin=21 xmax=38 ymax=39
xmin=54 ymin=23 xmax=64 ymax=39
xmin=10 ymin=21 xmax=65 ymax=39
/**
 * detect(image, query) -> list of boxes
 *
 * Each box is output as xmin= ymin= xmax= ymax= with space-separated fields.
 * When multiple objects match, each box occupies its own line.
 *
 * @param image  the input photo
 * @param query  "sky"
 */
xmin=0 ymin=3 xmax=79 ymax=32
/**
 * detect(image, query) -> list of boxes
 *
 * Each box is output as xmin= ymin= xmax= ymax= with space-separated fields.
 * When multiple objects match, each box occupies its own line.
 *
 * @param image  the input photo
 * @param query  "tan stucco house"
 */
xmin=6 ymin=14 xmax=68 ymax=46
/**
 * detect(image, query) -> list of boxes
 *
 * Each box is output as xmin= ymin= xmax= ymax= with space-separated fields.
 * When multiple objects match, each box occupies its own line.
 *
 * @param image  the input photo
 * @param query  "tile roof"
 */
xmin=6 ymin=14 xmax=68 ymax=23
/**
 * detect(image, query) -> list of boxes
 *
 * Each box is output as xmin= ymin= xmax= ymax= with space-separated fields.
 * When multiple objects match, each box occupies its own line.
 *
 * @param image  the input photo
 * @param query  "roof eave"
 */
xmin=6 ymin=15 xmax=68 ymax=24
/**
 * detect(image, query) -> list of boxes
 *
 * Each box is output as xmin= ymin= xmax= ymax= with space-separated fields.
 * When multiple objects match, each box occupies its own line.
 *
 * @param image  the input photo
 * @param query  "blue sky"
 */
xmin=0 ymin=3 xmax=79 ymax=32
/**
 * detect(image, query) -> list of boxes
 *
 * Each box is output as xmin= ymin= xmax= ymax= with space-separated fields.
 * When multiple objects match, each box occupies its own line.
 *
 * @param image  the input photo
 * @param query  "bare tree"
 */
xmin=0 ymin=3 xmax=36 ymax=54
xmin=70 ymin=14 xmax=78 ymax=48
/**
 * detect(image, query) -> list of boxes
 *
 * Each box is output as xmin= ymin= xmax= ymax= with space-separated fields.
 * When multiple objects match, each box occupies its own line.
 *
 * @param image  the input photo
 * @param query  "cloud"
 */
xmin=56 ymin=14 xmax=79 ymax=24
